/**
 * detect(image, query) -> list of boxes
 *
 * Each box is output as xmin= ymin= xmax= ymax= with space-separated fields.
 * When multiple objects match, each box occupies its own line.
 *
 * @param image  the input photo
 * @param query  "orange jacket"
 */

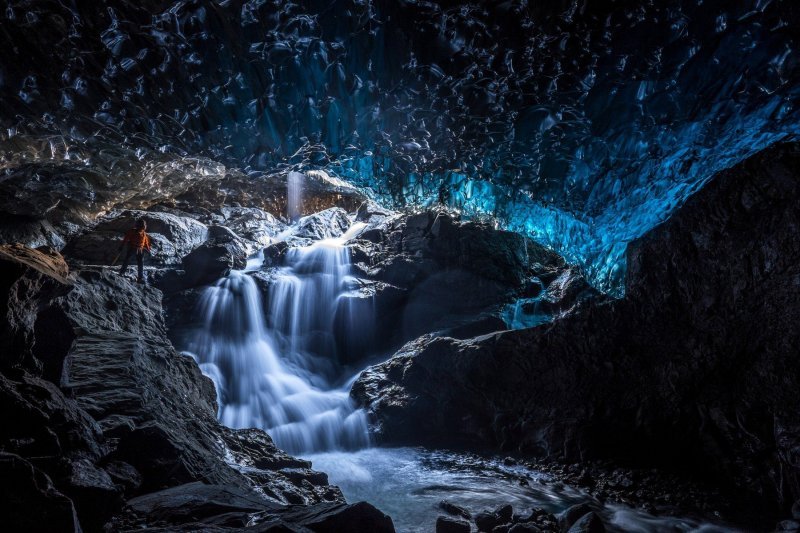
xmin=122 ymin=228 xmax=151 ymax=252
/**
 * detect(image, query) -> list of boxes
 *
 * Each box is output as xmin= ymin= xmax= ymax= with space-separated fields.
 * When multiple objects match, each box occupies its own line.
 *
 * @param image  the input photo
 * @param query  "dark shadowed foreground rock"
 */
xmin=0 ymin=453 xmax=82 ymax=533
xmin=354 ymin=142 xmax=800 ymax=521
xmin=112 ymin=482 xmax=394 ymax=531
xmin=0 ymin=246 xmax=392 ymax=532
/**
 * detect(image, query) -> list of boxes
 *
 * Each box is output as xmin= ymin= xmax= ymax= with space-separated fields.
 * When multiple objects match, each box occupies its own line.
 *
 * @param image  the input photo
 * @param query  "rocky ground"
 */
xmin=353 ymin=142 xmax=800 ymax=530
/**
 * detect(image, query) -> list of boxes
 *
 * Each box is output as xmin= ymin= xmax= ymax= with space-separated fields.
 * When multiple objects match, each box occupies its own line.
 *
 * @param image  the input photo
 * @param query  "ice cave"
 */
xmin=1 ymin=0 xmax=799 ymax=531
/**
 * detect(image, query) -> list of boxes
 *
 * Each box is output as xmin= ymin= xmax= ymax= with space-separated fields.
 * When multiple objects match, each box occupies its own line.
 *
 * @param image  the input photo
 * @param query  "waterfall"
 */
xmin=186 ymin=223 xmax=371 ymax=455
xmin=287 ymin=171 xmax=304 ymax=222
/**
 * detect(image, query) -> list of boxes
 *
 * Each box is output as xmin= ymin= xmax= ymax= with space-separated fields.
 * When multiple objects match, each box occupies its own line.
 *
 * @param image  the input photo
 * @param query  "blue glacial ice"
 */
xmin=0 ymin=0 xmax=798 ymax=295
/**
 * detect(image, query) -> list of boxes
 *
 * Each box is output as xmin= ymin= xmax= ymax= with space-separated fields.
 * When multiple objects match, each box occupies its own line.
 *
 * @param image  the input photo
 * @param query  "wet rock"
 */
xmin=439 ymin=499 xmax=472 ymax=519
xmin=496 ymin=504 xmax=514 ymax=523
xmin=206 ymin=223 xmax=242 ymax=242
xmin=536 ymin=267 xmax=598 ymax=315
xmin=356 ymin=200 xmax=396 ymax=225
xmin=566 ymin=512 xmax=605 ymax=533
xmin=476 ymin=504 xmax=514 ymax=532
xmin=436 ymin=516 xmax=472 ymax=533
xmin=63 ymin=210 xmax=208 ymax=266
xmin=793 ymin=499 xmax=800 ymax=519
xmin=181 ymin=235 xmax=248 ymax=287
xmin=293 ymin=207 xmax=352 ymax=240
xmin=557 ymin=503 xmax=594 ymax=531
xmin=263 ymin=240 xmax=290 ymax=267
xmin=220 ymin=206 xmax=286 ymax=249
xmin=436 ymin=515 xmax=471 ymax=533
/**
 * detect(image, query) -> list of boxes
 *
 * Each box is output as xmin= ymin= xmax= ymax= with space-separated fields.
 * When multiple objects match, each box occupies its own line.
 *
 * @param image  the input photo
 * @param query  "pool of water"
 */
xmin=304 ymin=447 xmax=740 ymax=533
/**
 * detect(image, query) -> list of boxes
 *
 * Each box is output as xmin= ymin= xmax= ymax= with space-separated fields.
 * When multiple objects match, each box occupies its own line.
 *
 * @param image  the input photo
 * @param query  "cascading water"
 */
xmin=185 ymin=224 xmax=371 ymax=455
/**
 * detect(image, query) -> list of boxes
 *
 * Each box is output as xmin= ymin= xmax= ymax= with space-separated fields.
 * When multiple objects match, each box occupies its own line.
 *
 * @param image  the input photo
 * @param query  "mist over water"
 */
xmin=185 ymin=223 xmax=370 ymax=455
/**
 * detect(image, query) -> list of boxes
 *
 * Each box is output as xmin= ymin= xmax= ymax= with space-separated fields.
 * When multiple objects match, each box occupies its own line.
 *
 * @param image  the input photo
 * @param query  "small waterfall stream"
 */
xmin=186 ymin=223 xmax=370 ymax=455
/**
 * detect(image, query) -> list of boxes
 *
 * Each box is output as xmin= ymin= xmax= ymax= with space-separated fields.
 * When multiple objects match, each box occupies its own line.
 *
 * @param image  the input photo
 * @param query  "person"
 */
xmin=119 ymin=218 xmax=151 ymax=283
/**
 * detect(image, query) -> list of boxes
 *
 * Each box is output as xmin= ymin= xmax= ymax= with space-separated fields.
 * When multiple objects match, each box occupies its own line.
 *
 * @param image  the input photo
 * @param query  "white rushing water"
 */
xmin=185 ymin=223 xmax=370 ymax=455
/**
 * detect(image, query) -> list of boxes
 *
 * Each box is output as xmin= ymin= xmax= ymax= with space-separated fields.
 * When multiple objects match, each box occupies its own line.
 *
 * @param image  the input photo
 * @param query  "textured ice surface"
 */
xmin=1 ymin=1 xmax=798 ymax=294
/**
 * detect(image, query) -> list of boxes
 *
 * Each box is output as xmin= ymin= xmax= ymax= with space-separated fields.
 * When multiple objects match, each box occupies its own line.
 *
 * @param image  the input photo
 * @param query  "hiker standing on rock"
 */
xmin=119 ymin=218 xmax=151 ymax=284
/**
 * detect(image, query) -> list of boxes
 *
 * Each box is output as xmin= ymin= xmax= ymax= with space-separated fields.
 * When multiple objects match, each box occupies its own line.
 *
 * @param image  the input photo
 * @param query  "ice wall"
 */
xmin=1 ymin=0 xmax=798 ymax=294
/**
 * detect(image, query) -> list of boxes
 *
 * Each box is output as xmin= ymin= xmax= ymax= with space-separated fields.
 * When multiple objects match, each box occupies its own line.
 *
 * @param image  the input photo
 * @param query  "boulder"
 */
xmin=181 ymin=233 xmax=248 ymax=287
xmin=0 ymin=216 xmax=69 ymax=249
xmin=355 ymin=199 xmax=397 ymax=225
xmin=263 ymin=240 xmax=291 ymax=267
xmin=341 ymin=209 xmax=585 ymax=358
xmin=220 ymin=206 xmax=287 ymax=249
xmin=557 ymin=503 xmax=595 ymax=531
xmin=63 ymin=210 xmax=208 ymax=265
xmin=260 ymin=500 xmax=395 ymax=532
xmin=120 ymin=482 xmax=281 ymax=526
xmin=475 ymin=504 xmax=514 ymax=532
xmin=567 ymin=512 xmax=605 ymax=533
xmin=439 ymin=500 xmax=472 ymax=519
xmin=436 ymin=515 xmax=471 ymax=533
xmin=293 ymin=207 xmax=352 ymax=240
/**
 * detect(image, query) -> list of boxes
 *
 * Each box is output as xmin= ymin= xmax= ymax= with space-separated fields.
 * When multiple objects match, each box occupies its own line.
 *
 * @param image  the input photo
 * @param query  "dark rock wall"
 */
xmin=354 ymin=141 xmax=800 ymax=517
xmin=0 ymin=245 xmax=393 ymax=531
xmin=343 ymin=208 xmax=597 ymax=356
